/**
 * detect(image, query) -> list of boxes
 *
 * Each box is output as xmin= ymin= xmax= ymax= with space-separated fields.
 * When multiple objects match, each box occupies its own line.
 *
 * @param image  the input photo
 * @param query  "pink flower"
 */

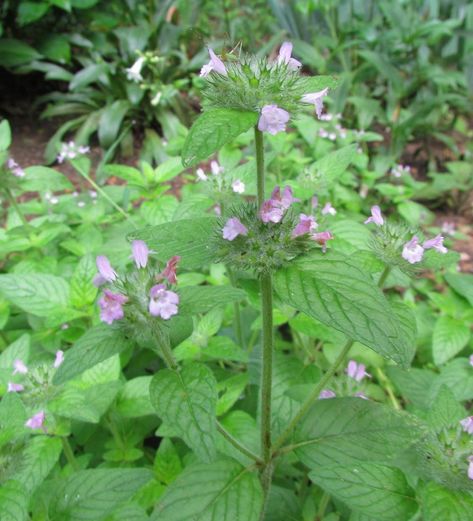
xmin=214 ymin=204 xmax=222 ymax=216
xmin=292 ymin=214 xmax=318 ymax=238
xmin=200 ymin=48 xmax=227 ymax=77
xmin=232 ymin=179 xmax=245 ymax=193
xmin=53 ymin=350 xmax=64 ymax=369
xmin=278 ymin=186 xmax=300 ymax=209
xmin=424 ymin=234 xmax=447 ymax=254
xmin=311 ymin=231 xmax=333 ymax=252
xmin=470 ymin=354 xmax=473 ymax=367
xmin=13 ymin=359 xmax=28 ymax=375
xmin=222 ymin=218 xmax=248 ymax=241
xmin=8 ymin=158 xmax=25 ymax=178
xmin=93 ymin=274 xmax=107 ymax=287
xmin=7 ymin=382 xmax=24 ymax=392
xmin=460 ymin=416 xmax=473 ymax=435
xmin=277 ymin=41 xmax=302 ymax=70
xmin=468 ymin=456 xmax=473 ymax=480
xmin=258 ymin=105 xmax=290 ymax=135
xmin=402 ymin=236 xmax=424 ymax=264
xmin=96 ymin=255 xmax=117 ymax=282
xmin=346 ymin=360 xmax=370 ymax=382
xmin=319 ymin=389 xmax=336 ymax=399
xmin=98 ymin=290 xmax=128 ymax=324
xmin=149 ymin=284 xmax=179 ymax=320
xmin=364 ymin=205 xmax=384 ymax=226
xmin=196 ymin=168 xmax=208 ymax=181
xmin=260 ymin=186 xmax=299 ymax=223
xmin=161 ymin=256 xmax=181 ymax=285
xmin=322 ymin=202 xmax=337 ymax=216
xmin=301 ymin=88 xmax=329 ymax=119
xmin=25 ymin=411 xmax=45 ymax=430
xmin=311 ymin=195 xmax=318 ymax=210
xmin=210 ymin=160 xmax=224 ymax=176
xmin=132 ymin=240 xmax=149 ymax=269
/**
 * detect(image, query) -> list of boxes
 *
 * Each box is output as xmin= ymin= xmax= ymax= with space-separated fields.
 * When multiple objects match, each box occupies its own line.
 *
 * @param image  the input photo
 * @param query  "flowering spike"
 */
xmin=7 ymin=382 xmax=24 ymax=392
xmin=277 ymin=41 xmax=302 ymax=70
xmin=149 ymin=284 xmax=179 ymax=320
xmin=364 ymin=205 xmax=384 ymax=226
xmin=132 ymin=240 xmax=149 ymax=269
xmin=258 ymin=105 xmax=290 ymax=135
xmin=301 ymin=88 xmax=329 ymax=119
xmin=402 ymin=236 xmax=424 ymax=264
xmin=346 ymin=360 xmax=370 ymax=382
xmin=96 ymin=255 xmax=117 ymax=282
xmin=53 ymin=350 xmax=64 ymax=369
xmin=162 ymin=256 xmax=181 ymax=284
xmin=223 ymin=218 xmax=248 ymax=241
xmin=13 ymin=359 xmax=28 ymax=375
xmin=200 ymin=48 xmax=227 ymax=77
xmin=423 ymin=234 xmax=447 ymax=254
xmin=25 ymin=411 xmax=46 ymax=430
xmin=98 ymin=290 xmax=128 ymax=324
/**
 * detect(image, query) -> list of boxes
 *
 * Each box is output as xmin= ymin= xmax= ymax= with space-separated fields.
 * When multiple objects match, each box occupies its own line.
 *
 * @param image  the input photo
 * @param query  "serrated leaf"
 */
xmin=116 ymin=376 xmax=154 ymax=418
xmin=274 ymin=252 xmax=414 ymax=366
xmin=53 ymin=325 xmax=131 ymax=385
xmin=154 ymin=438 xmax=182 ymax=485
xmin=152 ymin=458 xmax=263 ymax=521
xmin=182 ymin=109 xmax=258 ymax=167
xmin=426 ymin=386 xmax=465 ymax=431
xmin=432 ymin=316 xmax=470 ymax=365
xmin=420 ymin=482 xmax=473 ymax=521
xmin=294 ymin=398 xmax=423 ymax=468
xmin=178 ymin=285 xmax=246 ymax=315
xmin=130 ymin=217 xmax=217 ymax=270
xmin=0 ymin=333 xmax=30 ymax=369
xmin=49 ymin=469 xmax=153 ymax=520
xmin=70 ymin=254 xmax=98 ymax=308
xmin=445 ymin=273 xmax=473 ymax=306
xmin=0 ymin=480 xmax=28 ymax=521
xmin=309 ymin=464 xmax=417 ymax=521
xmin=150 ymin=362 xmax=218 ymax=462
xmin=0 ymin=274 xmax=69 ymax=317
xmin=22 ymin=166 xmax=74 ymax=191
xmin=312 ymin=144 xmax=358 ymax=184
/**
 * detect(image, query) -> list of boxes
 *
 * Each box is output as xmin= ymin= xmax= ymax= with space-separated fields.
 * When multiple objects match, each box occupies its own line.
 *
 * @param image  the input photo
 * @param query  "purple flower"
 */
xmin=292 ymin=214 xmax=318 ymax=238
xmin=441 ymin=221 xmax=455 ymax=236
xmin=279 ymin=186 xmax=300 ymax=209
xmin=13 ymin=359 xmax=28 ymax=375
xmin=232 ymin=179 xmax=245 ymax=193
xmin=132 ymin=240 xmax=149 ymax=269
xmin=161 ymin=256 xmax=181 ymax=285
xmin=53 ymin=350 xmax=64 ymax=369
xmin=364 ymin=205 xmax=384 ymax=226
xmin=311 ymin=231 xmax=333 ymax=253
xmin=98 ymin=290 xmax=128 ymax=325
xmin=260 ymin=199 xmax=285 ymax=223
xmin=210 ymin=160 xmax=224 ymax=176
xmin=311 ymin=195 xmax=318 ymax=210
xmin=322 ymin=202 xmax=337 ymax=216
xmin=469 ymin=456 xmax=473 ymax=480
xmin=277 ymin=41 xmax=302 ymax=69
xmin=319 ymin=389 xmax=336 ymax=399
xmin=200 ymin=48 xmax=227 ymax=77
xmin=25 ymin=411 xmax=45 ymax=430
xmin=258 ymin=105 xmax=290 ymax=135
xmin=402 ymin=236 xmax=424 ymax=264
xmin=470 ymin=354 xmax=473 ymax=367
xmin=7 ymin=382 xmax=24 ymax=392
xmin=301 ymin=88 xmax=329 ymax=119
xmin=424 ymin=234 xmax=447 ymax=254
xmin=93 ymin=274 xmax=107 ymax=287
xmin=57 ymin=141 xmax=89 ymax=163
xmin=354 ymin=391 xmax=369 ymax=400
xmin=8 ymin=158 xmax=25 ymax=178
xmin=346 ymin=360 xmax=370 ymax=382
xmin=223 ymin=218 xmax=248 ymax=241
xmin=96 ymin=255 xmax=117 ymax=282
xmin=149 ymin=284 xmax=179 ymax=320
xmin=460 ymin=416 xmax=473 ymax=435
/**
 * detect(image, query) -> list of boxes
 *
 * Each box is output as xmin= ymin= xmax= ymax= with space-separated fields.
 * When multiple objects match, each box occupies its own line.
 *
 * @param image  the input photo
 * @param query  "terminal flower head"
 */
xmin=98 ymin=290 xmax=127 ymax=324
xmin=149 ymin=284 xmax=179 ymax=320
xmin=319 ymin=389 xmax=336 ymax=399
xmin=364 ymin=205 xmax=384 ymax=226
xmin=7 ymin=382 xmax=24 ymax=392
xmin=322 ymin=202 xmax=337 ymax=216
xmin=258 ymin=104 xmax=290 ymax=135
xmin=8 ymin=158 xmax=25 ymax=178
xmin=311 ymin=231 xmax=333 ymax=252
xmin=402 ymin=236 xmax=424 ymax=264
xmin=232 ymin=179 xmax=245 ymax=193
xmin=53 ymin=350 xmax=64 ymax=368
xmin=126 ymin=56 xmax=145 ymax=82
xmin=200 ymin=48 xmax=227 ymax=77
xmin=460 ymin=416 xmax=473 ymax=435
xmin=223 ymin=218 xmax=248 ymax=241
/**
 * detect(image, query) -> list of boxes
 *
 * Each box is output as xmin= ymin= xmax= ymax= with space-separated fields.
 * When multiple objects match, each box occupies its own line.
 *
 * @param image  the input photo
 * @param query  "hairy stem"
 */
xmin=61 ymin=437 xmax=79 ymax=470
xmin=227 ymin=266 xmax=245 ymax=348
xmin=254 ymin=127 xmax=265 ymax=208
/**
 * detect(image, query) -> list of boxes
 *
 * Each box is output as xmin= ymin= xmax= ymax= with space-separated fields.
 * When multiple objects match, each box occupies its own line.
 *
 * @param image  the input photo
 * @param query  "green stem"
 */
xmin=61 ymin=437 xmax=79 ymax=470
xmin=217 ymin=422 xmax=263 ymax=464
xmin=227 ymin=266 xmax=245 ymax=348
xmin=316 ymin=491 xmax=331 ymax=520
xmin=272 ymin=339 xmax=354 ymax=455
xmin=4 ymin=188 xmax=28 ymax=227
xmin=378 ymin=265 xmax=391 ymax=288
xmin=258 ymin=463 xmax=274 ymax=521
xmin=254 ymin=127 xmax=265 ymax=208
xmin=260 ymin=272 xmax=273 ymax=463
xmin=376 ymin=367 xmax=401 ymax=410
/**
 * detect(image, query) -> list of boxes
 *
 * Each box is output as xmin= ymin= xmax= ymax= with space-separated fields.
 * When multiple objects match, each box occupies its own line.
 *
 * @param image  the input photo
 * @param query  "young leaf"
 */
xmin=149 ymin=362 xmax=218 ymax=462
xmin=154 ymin=438 xmax=182 ymax=485
xmin=309 ymin=464 xmax=417 ymax=521
xmin=182 ymin=109 xmax=258 ymax=167
xmin=152 ymin=459 xmax=263 ymax=521
xmin=274 ymin=252 xmax=414 ymax=366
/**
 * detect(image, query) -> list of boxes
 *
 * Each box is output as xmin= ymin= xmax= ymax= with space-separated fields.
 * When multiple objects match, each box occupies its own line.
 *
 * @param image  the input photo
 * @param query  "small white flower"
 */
xmin=231 ymin=179 xmax=245 ymax=193
xmin=126 ymin=56 xmax=145 ymax=83
xmin=196 ymin=168 xmax=208 ymax=181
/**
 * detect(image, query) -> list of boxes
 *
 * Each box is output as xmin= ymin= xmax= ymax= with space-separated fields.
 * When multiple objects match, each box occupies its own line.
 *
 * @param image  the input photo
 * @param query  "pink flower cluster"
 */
xmin=199 ymin=43 xmax=330 ymax=136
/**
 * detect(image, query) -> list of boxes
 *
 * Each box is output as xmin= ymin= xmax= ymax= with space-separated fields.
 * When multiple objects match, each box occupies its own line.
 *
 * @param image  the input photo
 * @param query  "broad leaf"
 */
xmin=432 ymin=316 xmax=470 ymax=365
xmin=274 ymin=252 xmax=414 ymax=366
xmin=0 ymin=480 xmax=28 ymax=521
xmin=152 ymin=459 xmax=263 ymax=521
xmin=0 ymin=39 xmax=42 ymax=67
xmin=309 ymin=464 xmax=417 ymax=521
xmin=23 ymin=166 xmax=73 ymax=191
xmin=294 ymin=398 xmax=423 ymax=467
xmin=312 ymin=144 xmax=358 ymax=184
xmin=0 ymin=334 xmax=30 ymax=369
xmin=182 ymin=109 xmax=258 ymax=167
xmin=53 ymin=325 xmax=131 ymax=385
xmin=0 ymin=119 xmax=12 ymax=151
xmin=178 ymin=285 xmax=246 ymax=315
xmin=99 ymin=100 xmax=130 ymax=148
xmin=154 ymin=438 xmax=182 ymax=485
xmin=445 ymin=273 xmax=473 ymax=305
xmin=420 ymin=482 xmax=473 ymax=521
xmin=150 ymin=362 xmax=218 ymax=462
xmin=130 ymin=217 xmax=217 ymax=270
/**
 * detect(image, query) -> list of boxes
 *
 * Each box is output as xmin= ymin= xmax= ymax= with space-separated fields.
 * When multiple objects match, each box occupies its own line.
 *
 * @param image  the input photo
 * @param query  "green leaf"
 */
xmin=0 ymin=119 xmax=12 ymax=151
xmin=99 ymin=100 xmax=130 ymax=148
xmin=420 ymin=482 xmax=473 ymax=521
xmin=116 ymin=376 xmax=154 ymax=418
xmin=11 ymin=436 xmax=62 ymax=493
xmin=49 ymin=469 xmax=153 ymax=520
xmin=149 ymin=362 xmax=218 ymax=462
xmin=0 ymin=274 xmax=69 ymax=317
xmin=130 ymin=217 xmax=217 ymax=270
xmin=152 ymin=459 xmax=263 ymax=521
xmin=312 ymin=144 xmax=358 ymax=184
xmin=445 ymin=273 xmax=473 ymax=305
xmin=216 ymin=411 xmax=259 ymax=466
xmin=274 ymin=252 xmax=414 ymax=366
xmin=38 ymin=34 xmax=71 ymax=63
xmin=178 ymin=285 xmax=246 ymax=315
xmin=70 ymin=63 xmax=108 ymax=90
xmin=426 ymin=386 xmax=465 ymax=431
xmin=309 ymin=464 xmax=417 ymax=521
xmin=53 ymin=325 xmax=131 ymax=385
xmin=432 ymin=316 xmax=470 ymax=365
xmin=69 ymin=254 xmax=98 ymax=308
xmin=0 ymin=333 xmax=30 ymax=369
xmin=182 ymin=109 xmax=258 ymax=167
xmin=17 ymin=2 xmax=49 ymax=25
xmin=294 ymin=398 xmax=423 ymax=468
xmin=154 ymin=157 xmax=186 ymax=183
xmin=0 ymin=39 xmax=42 ymax=67
xmin=22 ymin=165 xmax=74 ymax=191
xmin=300 ymin=75 xmax=340 ymax=92
xmin=154 ymin=438 xmax=182 ymax=485
xmin=0 ymin=480 xmax=28 ymax=521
